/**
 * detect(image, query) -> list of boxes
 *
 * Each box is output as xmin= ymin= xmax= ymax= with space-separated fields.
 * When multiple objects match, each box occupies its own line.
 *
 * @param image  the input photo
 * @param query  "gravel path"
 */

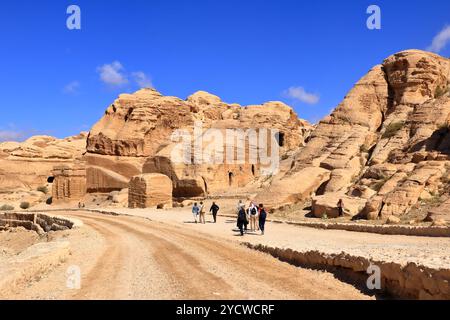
xmin=102 ymin=207 xmax=450 ymax=270
xmin=4 ymin=211 xmax=370 ymax=300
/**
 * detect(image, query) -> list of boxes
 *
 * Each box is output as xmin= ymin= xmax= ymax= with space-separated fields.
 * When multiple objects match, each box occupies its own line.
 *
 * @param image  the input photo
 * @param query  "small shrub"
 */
xmin=437 ymin=123 xmax=450 ymax=135
xmin=360 ymin=145 xmax=369 ymax=153
xmin=371 ymin=176 xmax=390 ymax=192
xmin=0 ymin=204 xmax=14 ymax=211
xmin=37 ymin=186 xmax=48 ymax=194
xmin=382 ymin=121 xmax=404 ymax=139
xmin=20 ymin=202 xmax=30 ymax=210
xmin=421 ymin=193 xmax=443 ymax=206
xmin=435 ymin=86 xmax=449 ymax=98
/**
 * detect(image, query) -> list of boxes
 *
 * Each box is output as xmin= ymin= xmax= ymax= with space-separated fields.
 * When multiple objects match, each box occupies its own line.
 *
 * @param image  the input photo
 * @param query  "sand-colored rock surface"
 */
xmin=128 ymin=173 xmax=173 ymax=209
xmin=85 ymin=89 xmax=311 ymax=197
xmin=2 ymin=49 xmax=450 ymax=222
xmin=425 ymin=198 xmax=450 ymax=224
xmin=312 ymin=194 xmax=367 ymax=218
xmin=0 ymin=133 xmax=87 ymax=192
xmin=256 ymin=50 xmax=450 ymax=219
xmin=52 ymin=162 xmax=87 ymax=204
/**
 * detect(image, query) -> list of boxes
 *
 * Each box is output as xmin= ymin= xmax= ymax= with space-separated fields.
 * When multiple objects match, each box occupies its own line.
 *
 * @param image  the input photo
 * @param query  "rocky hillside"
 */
xmin=0 ymin=133 xmax=87 ymax=192
xmin=256 ymin=50 xmax=450 ymax=222
xmin=86 ymin=89 xmax=312 ymax=196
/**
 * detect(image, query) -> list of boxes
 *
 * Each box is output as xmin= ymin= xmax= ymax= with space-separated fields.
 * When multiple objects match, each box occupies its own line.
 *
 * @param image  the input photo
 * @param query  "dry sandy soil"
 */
xmin=0 ymin=211 xmax=371 ymax=300
xmin=99 ymin=205 xmax=450 ymax=270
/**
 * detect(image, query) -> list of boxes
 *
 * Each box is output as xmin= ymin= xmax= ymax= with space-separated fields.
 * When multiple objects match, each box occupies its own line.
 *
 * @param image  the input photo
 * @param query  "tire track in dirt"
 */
xmin=70 ymin=218 xmax=126 ymax=299
xmin=105 ymin=216 xmax=370 ymax=300
xmin=70 ymin=212 xmax=370 ymax=300
xmin=72 ymin=213 xmax=236 ymax=299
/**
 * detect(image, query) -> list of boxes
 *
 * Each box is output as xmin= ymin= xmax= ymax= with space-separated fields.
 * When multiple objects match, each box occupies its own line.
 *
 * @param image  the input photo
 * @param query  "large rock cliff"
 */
xmin=256 ymin=50 xmax=450 ymax=219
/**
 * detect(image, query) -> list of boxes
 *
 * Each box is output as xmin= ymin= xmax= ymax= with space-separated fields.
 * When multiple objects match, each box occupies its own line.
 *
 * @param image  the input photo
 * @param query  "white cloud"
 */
xmin=97 ymin=61 xmax=129 ymax=86
xmin=284 ymin=86 xmax=320 ymax=105
xmin=97 ymin=61 xmax=154 ymax=89
xmin=427 ymin=25 xmax=450 ymax=53
xmin=0 ymin=130 xmax=25 ymax=142
xmin=132 ymin=71 xmax=153 ymax=88
xmin=63 ymin=81 xmax=80 ymax=94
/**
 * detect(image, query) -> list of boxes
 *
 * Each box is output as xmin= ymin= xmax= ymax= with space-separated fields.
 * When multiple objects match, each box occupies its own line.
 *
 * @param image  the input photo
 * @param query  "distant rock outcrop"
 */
xmin=0 ymin=133 xmax=87 ymax=192
xmin=85 ymin=89 xmax=312 ymax=197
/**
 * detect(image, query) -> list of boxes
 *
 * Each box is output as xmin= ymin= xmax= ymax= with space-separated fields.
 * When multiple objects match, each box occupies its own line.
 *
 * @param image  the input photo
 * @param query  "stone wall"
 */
xmin=246 ymin=243 xmax=450 ymax=299
xmin=0 ymin=212 xmax=81 ymax=235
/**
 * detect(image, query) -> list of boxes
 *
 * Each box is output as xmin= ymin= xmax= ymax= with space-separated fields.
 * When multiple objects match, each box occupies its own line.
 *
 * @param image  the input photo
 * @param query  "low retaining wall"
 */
xmin=219 ymin=213 xmax=450 ymax=237
xmin=285 ymin=221 xmax=450 ymax=237
xmin=246 ymin=243 xmax=450 ymax=300
xmin=0 ymin=212 xmax=82 ymax=235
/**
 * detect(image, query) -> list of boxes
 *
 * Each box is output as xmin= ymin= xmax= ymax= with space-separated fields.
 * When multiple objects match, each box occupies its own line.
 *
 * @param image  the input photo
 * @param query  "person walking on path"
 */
xmin=258 ymin=204 xmax=267 ymax=235
xmin=337 ymin=199 xmax=345 ymax=217
xmin=236 ymin=200 xmax=244 ymax=228
xmin=192 ymin=203 xmax=200 ymax=223
xmin=237 ymin=206 xmax=247 ymax=236
xmin=199 ymin=201 xmax=206 ymax=224
xmin=209 ymin=202 xmax=220 ymax=223
xmin=248 ymin=202 xmax=258 ymax=232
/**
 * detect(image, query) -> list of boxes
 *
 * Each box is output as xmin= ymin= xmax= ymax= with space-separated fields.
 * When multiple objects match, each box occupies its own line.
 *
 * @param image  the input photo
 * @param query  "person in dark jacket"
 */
xmin=237 ymin=207 xmax=247 ymax=236
xmin=258 ymin=204 xmax=267 ymax=235
xmin=337 ymin=199 xmax=344 ymax=217
xmin=209 ymin=202 xmax=220 ymax=223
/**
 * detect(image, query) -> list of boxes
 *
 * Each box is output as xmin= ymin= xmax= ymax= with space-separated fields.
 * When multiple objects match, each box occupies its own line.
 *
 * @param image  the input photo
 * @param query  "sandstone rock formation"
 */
xmin=425 ymin=198 xmax=450 ymax=225
xmin=0 ymin=133 xmax=87 ymax=209
xmin=312 ymin=194 xmax=367 ymax=218
xmin=3 ymin=49 xmax=449 ymax=221
xmin=256 ymin=49 xmax=450 ymax=219
xmin=128 ymin=173 xmax=173 ymax=209
xmin=85 ymin=89 xmax=311 ymax=197
xmin=0 ymin=133 xmax=87 ymax=192
xmin=52 ymin=162 xmax=87 ymax=204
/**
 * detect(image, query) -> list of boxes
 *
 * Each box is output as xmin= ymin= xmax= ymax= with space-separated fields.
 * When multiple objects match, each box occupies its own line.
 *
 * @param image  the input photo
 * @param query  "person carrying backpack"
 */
xmin=199 ymin=201 xmax=206 ymax=224
xmin=210 ymin=202 xmax=220 ymax=223
xmin=237 ymin=206 xmax=247 ymax=236
xmin=248 ymin=202 xmax=258 ymax=232
xmin=258 ymin=204 xmax=267 ymax=235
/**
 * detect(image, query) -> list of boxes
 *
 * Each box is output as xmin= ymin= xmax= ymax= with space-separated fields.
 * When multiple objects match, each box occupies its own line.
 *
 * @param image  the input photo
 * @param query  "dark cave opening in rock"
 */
xmin=228 ymin=172 xmax=234 ymax=186
xmin=276 ymin=132 xmax=285 ymax=147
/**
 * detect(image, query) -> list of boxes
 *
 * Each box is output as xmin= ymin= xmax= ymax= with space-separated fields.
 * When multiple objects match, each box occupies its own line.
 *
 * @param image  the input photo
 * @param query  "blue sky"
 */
xmin=1 ymin=0 xmax=449 ymax=141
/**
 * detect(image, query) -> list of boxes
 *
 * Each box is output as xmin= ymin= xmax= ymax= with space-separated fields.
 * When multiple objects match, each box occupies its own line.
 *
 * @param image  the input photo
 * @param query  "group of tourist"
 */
xmin=236 ymin=200 xmax=267 ymax=236
xmin=191 ymin=200 xmax=268 ymax=237
xmin=191 ymin=201 xmax=220 ymax=224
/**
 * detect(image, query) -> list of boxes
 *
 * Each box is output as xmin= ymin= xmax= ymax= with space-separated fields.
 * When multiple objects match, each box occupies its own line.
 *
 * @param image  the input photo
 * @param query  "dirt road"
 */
xmin=5 ymin=211 xmax=371 ymax=300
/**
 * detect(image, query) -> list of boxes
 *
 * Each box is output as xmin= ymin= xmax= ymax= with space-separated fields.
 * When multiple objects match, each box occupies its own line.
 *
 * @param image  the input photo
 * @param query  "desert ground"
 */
xmin=1 ymin=209 xmax=372 ymax=300
xmin=2 ymin=202 xmax=450 ymax=300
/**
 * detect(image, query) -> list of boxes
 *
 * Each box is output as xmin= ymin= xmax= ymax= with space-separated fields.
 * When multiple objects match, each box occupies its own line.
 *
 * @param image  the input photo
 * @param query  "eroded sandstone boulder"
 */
xmin=253 ymin=167 xmax=331 ymax=209
xmin=312 ymin=194 xmax=367 ymax=218
xmin=128 ymin=173 xmax=173 ymax=209
xmin=425 ymin=198 xmax=450 ymax=224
